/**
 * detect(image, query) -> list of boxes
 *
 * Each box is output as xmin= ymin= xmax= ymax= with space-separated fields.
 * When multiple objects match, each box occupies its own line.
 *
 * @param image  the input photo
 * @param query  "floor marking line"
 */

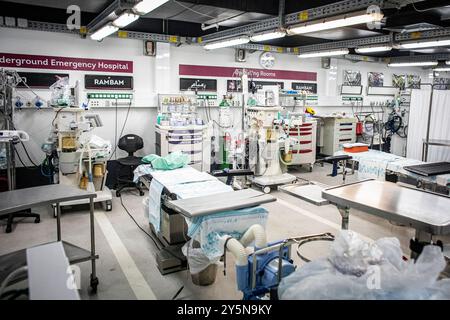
xmin=94 ymin=210 xmax=157 ymax=300
xmin=276 ymin=198 xmax=374 ymax=243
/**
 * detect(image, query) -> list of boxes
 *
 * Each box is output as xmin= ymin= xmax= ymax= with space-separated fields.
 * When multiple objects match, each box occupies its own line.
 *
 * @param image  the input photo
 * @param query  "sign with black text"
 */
xmin=16 ymin=72 xmax=69 ymax=89
xmin=85 ymin=75 xmax=133 ymax=90
xmin=227 ymin=79 xmax=284 ymax=92
xmin=180 ymin=78 xmax=217 ymax=91
xmin=291 ymin=82 xmax=317 ymax=93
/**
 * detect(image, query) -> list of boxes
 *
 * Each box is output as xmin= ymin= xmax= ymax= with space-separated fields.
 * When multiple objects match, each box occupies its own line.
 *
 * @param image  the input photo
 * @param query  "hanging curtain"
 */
xmin=407 ymin=89 xmax=431 ymax=160
xmin=427 ymin=90 xmax=450 ymax=162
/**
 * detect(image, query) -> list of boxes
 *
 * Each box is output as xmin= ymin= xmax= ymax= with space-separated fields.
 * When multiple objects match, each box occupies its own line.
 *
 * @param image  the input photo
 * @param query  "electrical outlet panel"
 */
xmin=87 ymin=93 xmax=133 ymax=108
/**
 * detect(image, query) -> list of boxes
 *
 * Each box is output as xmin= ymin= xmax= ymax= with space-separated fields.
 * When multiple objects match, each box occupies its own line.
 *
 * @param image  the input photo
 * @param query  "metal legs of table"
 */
xmin=89 ymin=198 xmax=98 ymax=293
xmin=56 ymin=203 xmax=61 ymax=241
xmin=54 ymin=199 xmax=98 ymax=293
xmin=338 ymin=206 xmax=350 ymax=230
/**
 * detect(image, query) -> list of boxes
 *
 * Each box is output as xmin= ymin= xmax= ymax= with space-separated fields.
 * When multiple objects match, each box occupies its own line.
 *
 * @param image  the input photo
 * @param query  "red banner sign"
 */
xmin=179 ymin=64 xmax=316 ymax=81
xmin=0 ymin=53 xmax=133 ymax=73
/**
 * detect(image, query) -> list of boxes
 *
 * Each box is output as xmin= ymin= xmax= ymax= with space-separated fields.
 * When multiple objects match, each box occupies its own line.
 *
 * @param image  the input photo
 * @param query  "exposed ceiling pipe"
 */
xmin=87 ymin=0 xmax=134 ymax=32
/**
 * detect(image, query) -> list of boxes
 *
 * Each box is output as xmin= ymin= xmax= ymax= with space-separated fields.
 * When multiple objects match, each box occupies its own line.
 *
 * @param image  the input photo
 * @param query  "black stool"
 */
xmin=115 ymin=134 xmax=145 ymax=197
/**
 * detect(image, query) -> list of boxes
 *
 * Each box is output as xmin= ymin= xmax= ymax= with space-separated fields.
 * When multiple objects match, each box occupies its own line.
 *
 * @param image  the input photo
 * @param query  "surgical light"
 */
xmin=355 ymin=46 xmax=392 ymax=53
xmin=113 ymin=12 xmax=139 ymax=28
xmin=250 ymin=30 xmax=286 ymax=42
xmin=388 ymin=61 xmax=438 ymax=67
xmin=133 ymin=0 xmax=169 ymax=15
xmin=288 ymin=10 xmax=383 ymax=35
xmin=398 ymin=39 xmax=450 ymax=49
xmin=90 ymin=24 xmax=119 ymax=41
xmin=298 ymin=49 xmax=349 ymax=58
xmin=204 ymin=37 xmax=250 ymax=50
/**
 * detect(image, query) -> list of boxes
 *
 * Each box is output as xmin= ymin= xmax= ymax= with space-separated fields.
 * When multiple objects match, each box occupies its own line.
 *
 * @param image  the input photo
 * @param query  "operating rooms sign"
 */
xmin=85 ymin=75 xmax=133 ymax=90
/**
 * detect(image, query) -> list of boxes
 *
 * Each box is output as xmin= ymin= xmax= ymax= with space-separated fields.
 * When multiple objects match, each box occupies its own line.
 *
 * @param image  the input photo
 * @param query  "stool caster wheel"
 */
xmin=34 ymin=217 xmax=40 ymax=223
xmin=5 ymin=226 xmax=12 ymax=233
xmin=139 ymin=190 xmax=145 ymax=196
xmin=116 ymin=191 xmax=121 ymax=197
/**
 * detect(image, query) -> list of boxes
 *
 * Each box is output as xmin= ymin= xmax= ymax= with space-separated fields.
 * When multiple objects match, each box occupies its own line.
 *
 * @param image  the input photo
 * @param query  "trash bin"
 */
xmin=184 ymin=240 xmax=218 ymax=286
xmin=190 ymin=263 xmax=218 ymax=286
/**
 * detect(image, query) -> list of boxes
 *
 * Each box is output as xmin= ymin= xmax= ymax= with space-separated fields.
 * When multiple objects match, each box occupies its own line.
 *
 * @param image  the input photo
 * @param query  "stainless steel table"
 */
xmin=322 ymin=179 xmax=450 ymax=257
xmin=0 ymin=185 xmax=99 ymax=293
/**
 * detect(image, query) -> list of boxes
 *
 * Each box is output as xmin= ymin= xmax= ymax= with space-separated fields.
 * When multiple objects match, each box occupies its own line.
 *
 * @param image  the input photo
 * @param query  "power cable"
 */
xmin=109 ymin=99 xmax=132 ymax=161
xmin=118 ymin=193 xmax=185 ymax=300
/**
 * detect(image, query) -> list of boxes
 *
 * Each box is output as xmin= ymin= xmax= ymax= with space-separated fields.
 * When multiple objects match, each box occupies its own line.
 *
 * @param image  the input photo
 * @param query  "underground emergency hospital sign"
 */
xmin=0 ymin=53 xmax=133 ymax=73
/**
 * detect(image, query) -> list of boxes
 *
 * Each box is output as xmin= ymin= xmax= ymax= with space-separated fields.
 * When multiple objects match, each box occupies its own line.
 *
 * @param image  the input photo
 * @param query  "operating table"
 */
xmin=136 ymin=165 xmax=275 ymax=275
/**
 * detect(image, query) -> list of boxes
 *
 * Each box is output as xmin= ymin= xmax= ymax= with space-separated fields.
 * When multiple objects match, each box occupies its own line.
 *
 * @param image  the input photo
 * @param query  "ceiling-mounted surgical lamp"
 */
xmin=355 ymin=45 xmax=392 ymax=53
xmin=287 ymin=10 xmax=384 ymax=35
xmin=90 ymin=23 xmax=119 ymax=41
xmin=204 ymin=37 xmax=250 ymax=50
xmin=298 ymin=49 xmax=349 ymax=58
xmin=398 ymin=38 xmax=450 ymax=49
xmin=250 ymin=30 xmax=286 ymax=42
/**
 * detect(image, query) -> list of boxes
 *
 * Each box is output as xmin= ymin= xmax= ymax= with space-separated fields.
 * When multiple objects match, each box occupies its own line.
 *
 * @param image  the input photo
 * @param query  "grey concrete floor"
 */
xmin=0 ymin=163 xmax=448 ymax=300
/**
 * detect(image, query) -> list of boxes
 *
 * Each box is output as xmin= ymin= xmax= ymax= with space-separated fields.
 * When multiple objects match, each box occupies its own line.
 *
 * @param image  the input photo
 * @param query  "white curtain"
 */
xmin=407 ymin=89 xmax=431 ymax=160
xmin=427 ymin=90 xmax=450 ymax=162
xmin=407 ymin=89 xmax=450 ymax=162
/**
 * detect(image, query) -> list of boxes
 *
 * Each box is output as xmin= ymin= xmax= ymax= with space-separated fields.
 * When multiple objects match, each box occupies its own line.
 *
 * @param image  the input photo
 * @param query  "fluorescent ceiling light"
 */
xmin=434 ymin=67 xmax=450 ymax=72
xmin=204 ymin=37 xmax=250 ymax=50
xmin=288 ymin=11 xmax=383 ymax=35
xmin=355 ymin=46 xmax=392 ymax=53
xmin=445 ymin=61 xmax=450 ymax=65
xmin=134 ymin=0 xmax=169 ymax=15
xmin=113 ymin=12 xmax=139 ymax=28
xmin=399 ymin=39 xmax=450 ymax=49
xmin=90 ymin=24 xmax=118 ymax=41
xmin=298 ymin=49 xmax=349 ymax=58
xmin=388 ymin=61 xmax=438 ymax=67
xmin=250 ymin=30 xmax=286 ymax=42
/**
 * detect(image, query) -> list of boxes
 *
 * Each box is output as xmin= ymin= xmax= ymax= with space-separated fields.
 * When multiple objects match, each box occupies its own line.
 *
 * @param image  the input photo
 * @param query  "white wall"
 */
xmin=1 ymin=27 xmax=430 ymax=165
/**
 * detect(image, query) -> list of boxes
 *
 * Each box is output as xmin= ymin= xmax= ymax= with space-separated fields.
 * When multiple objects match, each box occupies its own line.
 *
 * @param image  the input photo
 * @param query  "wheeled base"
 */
xmin=52 ymin=188 xmax=113 ymax=217
xmin=0 ymin=209 xmax=40 ymax=233
xmin=252 ymin=173 xmax=297 ymax=194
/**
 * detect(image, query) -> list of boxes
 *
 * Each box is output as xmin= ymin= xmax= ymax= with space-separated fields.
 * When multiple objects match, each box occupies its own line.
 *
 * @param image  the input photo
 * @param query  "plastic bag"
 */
xmin=182 ymin=240 xmax=217 ymax=275
xmin=142 ymin=151 xmax=189 ymax=170
xmin=50 ymin=76 xmax=71 ymax=107
xmin=278 ymin=230 xmax=450 ymax=300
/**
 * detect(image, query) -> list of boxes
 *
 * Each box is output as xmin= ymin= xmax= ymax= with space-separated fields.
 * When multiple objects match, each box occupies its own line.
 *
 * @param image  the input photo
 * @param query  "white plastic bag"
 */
xmin=182 ymin=240 xmax=216 ymax=275
xmin=278 ymin=231 xmax=450 ymax=300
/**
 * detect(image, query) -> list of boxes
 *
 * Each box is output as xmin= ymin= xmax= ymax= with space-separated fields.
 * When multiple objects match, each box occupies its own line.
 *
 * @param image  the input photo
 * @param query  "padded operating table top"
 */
xmin=165 ymin=188 xmax=276 ymax=218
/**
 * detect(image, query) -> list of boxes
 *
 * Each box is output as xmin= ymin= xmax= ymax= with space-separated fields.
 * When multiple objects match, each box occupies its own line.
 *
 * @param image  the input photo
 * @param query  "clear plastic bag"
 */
xmin=50 ymin=76 xmax=71 ymax=107
xmin=278 ymin=231 xmax=450 ymax=300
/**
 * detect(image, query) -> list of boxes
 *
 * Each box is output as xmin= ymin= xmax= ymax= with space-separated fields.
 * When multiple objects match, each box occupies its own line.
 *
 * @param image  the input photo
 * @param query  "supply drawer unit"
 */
xmin=287 ymin=121 xmax=317 ymax=170
xmin=155 ymin=125 xmax=211 ymax=172
xmin=320 ymin=117 xmax=357 ymax=156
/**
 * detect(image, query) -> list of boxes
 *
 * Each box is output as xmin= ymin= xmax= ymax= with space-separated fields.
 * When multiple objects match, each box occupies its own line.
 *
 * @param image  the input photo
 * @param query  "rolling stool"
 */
xmin=115 ymin=134 xmax=145 ymax=197
xmin=0 ymin=209 xmax=40 ymax=233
